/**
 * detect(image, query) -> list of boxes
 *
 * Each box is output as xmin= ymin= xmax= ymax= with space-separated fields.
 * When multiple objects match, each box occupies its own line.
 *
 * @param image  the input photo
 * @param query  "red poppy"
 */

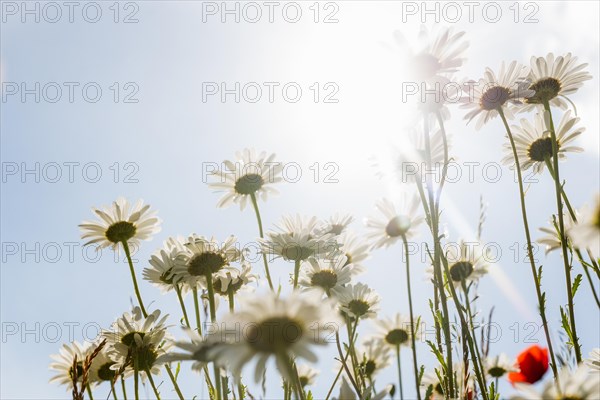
xmin=508 ymin=345 xmax=549 ymax=384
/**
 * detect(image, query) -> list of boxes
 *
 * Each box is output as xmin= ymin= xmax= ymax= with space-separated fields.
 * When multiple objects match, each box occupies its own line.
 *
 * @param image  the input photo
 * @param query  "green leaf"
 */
xmin=572 ymin=274 xmax=582 ymax=297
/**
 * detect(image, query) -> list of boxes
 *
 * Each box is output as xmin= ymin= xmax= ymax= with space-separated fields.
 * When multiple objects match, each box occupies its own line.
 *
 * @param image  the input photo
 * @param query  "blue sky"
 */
xmin=1 ymin=1 xmax=599 ymax=399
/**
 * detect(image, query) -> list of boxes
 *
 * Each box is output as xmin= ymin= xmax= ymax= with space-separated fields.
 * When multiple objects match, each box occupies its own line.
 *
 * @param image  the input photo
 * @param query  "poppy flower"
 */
xmin=508 ymin=345 xmax=549 ymax=384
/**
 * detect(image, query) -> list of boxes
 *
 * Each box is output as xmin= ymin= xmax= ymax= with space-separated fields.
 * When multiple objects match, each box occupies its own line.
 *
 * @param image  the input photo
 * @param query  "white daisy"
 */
xmin=569 ymin=194 xmax=600 ymax=259
xmin=392 ymin=26 xmax=468 ymax=84
xmin=523 ymin=53 xmax=592 ymax=110
xmin=365 ymin=194 xmax=423 ymax=249
xmin=298 ymin=256 xmax=360 ymax=297
xmin=296 ymin=364 xmax=319 ymax=387
xmin=511 ymin=365 xmax=600 ymax=399
xmin=208 ymin=148 xmax=283 ymax=210
xmin=460 ymin=61 xmax=534 ymax=129
xmin=537 ymin=213 xmax=577 ymax=254
xmin=260 ymin=215 xmax=339 ymax=262
xmin=172 ymin=234 xmax=241 ymax=289
xmin=212 ymin=261 xmax=258 ymax=297
xmin=337 ymin=232 xmax=370 ymax=270
xmin=358 ymin=338 xmax=391 ymax=380
xmin=485 ymin=353 xmax=519 ymax=379
xmin=79 ymin=197 xmax=161 ymax=250
xmin=441 ymin=241 xmax=489 ymax=290
xmin=586 ymin=348 xmax=600 ymax=371
xmin=316 ymin=213 xmax=354 ymax=236
xmin=502 ymin=111 xmax=584 ymax=174
xmin=157 ymin=328 xmax=221 ymax=374
xmin=88 ymin=348 xmax=120 ymax=385
xmin=103 ymin=307 xmax=171 ymax=378
xmin=338 ymin=283 xmax=381 ymax=321
xmin=143 ymin=238 xmax=187 ymax=294
xmin=375 ymin=313 xmax=419 ymax=349
xmin=49 ymin=341 xmax=93 ymax=389
xmin=208 ymin=291 xmax=341 ymax=383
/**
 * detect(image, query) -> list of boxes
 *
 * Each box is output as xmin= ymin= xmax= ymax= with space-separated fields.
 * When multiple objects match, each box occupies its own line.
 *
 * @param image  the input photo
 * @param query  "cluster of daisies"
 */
xmin=49 ymin=27 xmax=600 ymax=400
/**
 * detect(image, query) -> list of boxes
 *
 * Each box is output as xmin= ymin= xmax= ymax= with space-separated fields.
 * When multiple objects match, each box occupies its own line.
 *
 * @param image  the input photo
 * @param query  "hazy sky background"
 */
xmin=1 ymin=1 xmax=599 ymax=399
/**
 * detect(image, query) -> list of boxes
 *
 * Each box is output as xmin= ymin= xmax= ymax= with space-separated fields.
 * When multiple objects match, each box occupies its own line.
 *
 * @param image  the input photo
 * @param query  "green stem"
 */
xmin=122 ymin=241 xmax=147 ymax=317
xmin=86 ymin=383 xmax=94 ymax=400
xmin=165 ymin=365 xmax=185 ymax=400
xmin=543 ymin=102 xmax=581 ymax=363
xmin=134 ymin=370 xmax=139 ymax=400
xmin=401 ymin=236 xmax=421 ymax=400
xmin=147 ymin=370 xmax=162 ymax=400
xmin=396 ymin=346 xmax=404 ymax=400
xmin=110 ymin=382 xmax=117 ymax=400
xmin=121 ymin=375 xmax=128 ymax=400
xmin=334 ymin=331 xmax=361 ymax=397
xmin=228 ymin=287 xmax=235 ymax=313
xmin=175 ymin=285 xmax=191 ymax=329
xmin=293 ymin=259 xmax=301 ymax=289
xmin=192 ymin=287 xmax=203 ymax=334
xmin=250 ymin=193 xmax=275 ymax=291
xmin=499 ymin=107 xmax=560 ymax=383
xmin=461 ymin=280 xmax=488 ymax=396
xmin=205 ymin=273 xmax=223 ymax=400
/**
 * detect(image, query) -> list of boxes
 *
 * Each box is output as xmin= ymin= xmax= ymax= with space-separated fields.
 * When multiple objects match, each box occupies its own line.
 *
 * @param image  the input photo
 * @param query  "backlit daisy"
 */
xmin=523 ymin=53 xmax=592 ymax=110
xmin=337 ymin=232 xmax=370 ymax=270
xmin=143 ymin=239 xmax=187 ymax=294
xmin=511 ymin=365 xmax=600 ymax=400
xmin=501 ymin=110 xmax=584 ymax=174
xmin=296 ymin=364 xmax=319 ymax=387
xmin=103 ymin=307 xmax=171 ymax=378
xmin=460 ymin=61 xmax=534 ymax=129
xmin=49 ymin=341 xmax=93 ymax=389
xmin=569 ymin=194 xmax=600 ymax=259
xmin=172 ymin=234 xmax=241 ymax=289
xmin=79 ymin=197 xmax=161 ymax=250
xmin=365 ymin=194 xmax=423 ymax=249
xmin=212 ymin=261 xmax=258 ymax=298
xmin=88 ymin=348 xmax=119 ymax=385
xmin=338 ymin=283 xmax=381 ymax=321
xmin=393 ymin=26 xmax=468 ymax=84
xmin=260 ymin=215 xmax=339 ymax=262
xmin=537 ymin=213 xmax=576 ymax=254
xmin=157 ymin=328 xmax=222 ymax=374
xmin=208 ymin=291 xmax=341 ymax=383
xmin=298 ymin=256 xmax=359 ymax=297
xmin=316 ymin=213 xmax=354 ymax=236
xmin=443 ymin=241 xmax=489 ymax=290
xmin=586 ymin=348 xmax=600 ymax=371
xmin=375 ymin=313 xmax=419 ymax=349
xmin=485 ymin=353 xmax=519 ymax=379
xmin=208 ymin=148 xmax=283 ymax=210
xmin=358 ymin=338 xmax=391 ymax=380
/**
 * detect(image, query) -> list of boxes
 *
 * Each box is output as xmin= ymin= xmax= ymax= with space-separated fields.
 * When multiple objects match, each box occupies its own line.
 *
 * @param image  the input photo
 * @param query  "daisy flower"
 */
xmin=375 ymin=313 xmax=419 ymax=349
xmin=79 ymin=197 xmax=160 ymax=250
xmin=143 ymin=238 xmax=187 ymax=294
xmin=49 ymin=341 xmax=94 ymax=389
xmin=358 ymin=338 xmax=391 ymax=380
xmin=460 ymin=61 xmax=534 ymax=129
xmin=442 ymin=241 xmax=489 ymax=290
xmin=537 ymin=213 xmax=577 ymax=254
xmin=103 ymin=307 xmax=171 ymax=378
xmin=296 ymin=364 xmax=319 ymax=387
xmin=212 ymin=261 xmax=258 ymax=297
xmin=569 ymin=194 xmax=600 ymax=259
xmin=392 ymin=26 xmax=468 ymax=84
xmin=365 ymin=194 xmax=423 ymax=249
xmin=316 ymin=213 xmax=354 ymax=236
xmin=88 ymin=348 xmax=119 ymax=385
xmin=523 ymin=53 xmax=592 ymax=110
xmin=337 ymin=232 xmax=370 ymax=270
xmin=502 ymin=111 xmax=584 ymax=174
xmin=172 ymin=234 xmax=241 ymax=289
xmin=586 ymin=348 xmax=600 ymax=371
xmin=511 ymin=365 xmax=600 ymax=400
xmin=208 ymin=291 xmax=341 ymax=383
xmin=338 ymin=283 xmax=381 ymax=321
xmin=485 ymin=353 xmax=519 ymax=379
xmin=298 ymin=256 xmax=359 ymax=297
xmin=260 ymin=215 xmax=339 ymax=262
xmin=208 ymin=148 xmax=283 ymax=210
xmin=157 ymin=328 xmax=222 ymax=374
